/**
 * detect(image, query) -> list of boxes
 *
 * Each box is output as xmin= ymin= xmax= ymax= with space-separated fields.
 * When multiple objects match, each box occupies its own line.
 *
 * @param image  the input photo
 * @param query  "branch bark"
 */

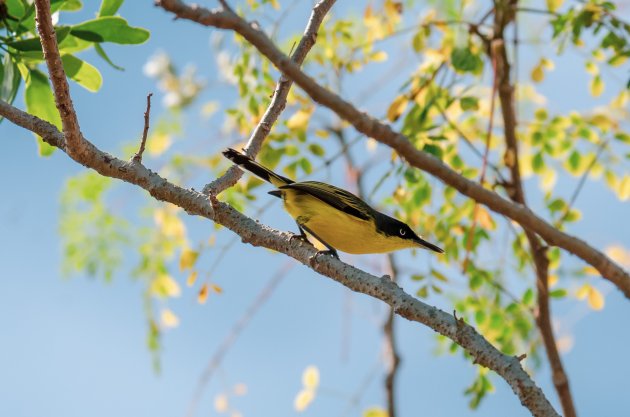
xmin=202 ymin=0 xmax=336 ymax=195
xmin=34 ymin=0 xmax=85 ymax=159
xmin=491 ymin=3 xmax=577 ymax=415
xmin=0 ymin=98 xmax=559 ymax=417
xmin=155 ymin=0 xmax=630 ymax=298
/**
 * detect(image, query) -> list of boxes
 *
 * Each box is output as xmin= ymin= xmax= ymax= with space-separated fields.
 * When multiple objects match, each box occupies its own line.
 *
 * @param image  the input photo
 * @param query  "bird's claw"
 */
xmin=317 ymin=249 xmax=340 ymax=260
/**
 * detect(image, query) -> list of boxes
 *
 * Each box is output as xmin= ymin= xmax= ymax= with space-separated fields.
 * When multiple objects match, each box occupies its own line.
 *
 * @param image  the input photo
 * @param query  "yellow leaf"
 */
xmin=615 ymin=175 xmax=630 ymax=201
xmin=541 ymin=57 xmax=555 ymax=70
xmin=154 ymin=207 xmax=186 ymax=240
xmin=294 ymin=389 xmax=314 ymax=412
xmin=286 ymin=108 xmax=313 ymax=131
xmin=160 ymin=308 xmax=179 ymax=328
xmin=585 ymin=61 xmax=598 ymax=75
xmin=605 ymin=245 xmax=630 ymax=267
xmin=576 ymin=284 xmax=591 ymax=300
xmin=587 ymin=286 xmax=605 ymax=310
xmin=363 ymin=407 xmax=389 ymax=417
xmin=314 ymin=129 xmax=330 ymax=138
xmin=371 ymin=51 xmax=388 ymax=62
xmin=186 ymin=271 xmax=198 ymax=287
xmin=214 ymin=394 xmax=229 ymax=413
xmin=589 ymin=75 xmax=604 ymax=97
xmin=302 ymin=365 xmax=320 ymax=389
xmin=592 ymin=49 xmax=605 ymax=62
xmin=233 ymin=383 xmax=247 ymax=396
xmin=198 ymin=283 xmax=209 ymax=304
xmin=540 ymin=168 xmax=557 ymax=192
xmin=211 ymin=284 xmax=223 ymax=294
xmin=201 ymin=101 xmax=219 ymax=118
xmin=474 ymin=206 xmax=495 ymax=230
xmin=150 ymin=274 xmax=181 ymax=298
xmin=531 ymin=64 xmax=544 ymax=83
xmin=179 ymin=249 xmax=199 ymax=271
xmin=582 ymin=266 xmax=599 ymax=276
xmin=546 ymin=0 xmax=564 ymax=12
xmin=386 ymin=95 xmax=409 ymax=122
xmin=548 ymin=274 xmax=559 ymax=287
xmin=556 ymin=335 xmax=574 ymax=353
xmin=366 ymin=138 xmax=378 ymax=152
xmin=147 ymin=132 xmax=172 ymax=157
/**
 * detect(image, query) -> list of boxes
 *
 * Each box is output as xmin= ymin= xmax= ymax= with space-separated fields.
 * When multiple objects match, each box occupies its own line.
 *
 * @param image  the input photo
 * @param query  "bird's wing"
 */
xmin=280 ymin=181 xmax=371 ymax=220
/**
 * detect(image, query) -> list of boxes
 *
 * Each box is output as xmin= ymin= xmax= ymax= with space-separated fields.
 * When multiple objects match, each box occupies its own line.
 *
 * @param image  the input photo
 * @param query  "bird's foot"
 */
xmin=290 ymin=232 xmax=309 ymax=243
xmin=317 ymin=249 xmax=340 ymax=260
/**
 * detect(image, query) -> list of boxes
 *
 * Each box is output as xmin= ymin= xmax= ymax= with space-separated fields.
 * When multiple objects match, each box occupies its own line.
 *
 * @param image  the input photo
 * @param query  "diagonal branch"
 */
xmin=0 ymin=98 xmax=559 ymax=417
xmin=155 ymin=0 xmax=630 ymax=299
xmin=203 ymin=0 xmax=336 ymax=195
xmin=490 ymin=4 xmax=577 ymax=416
xmin=186 ymin=263 xmax=292 ymax=417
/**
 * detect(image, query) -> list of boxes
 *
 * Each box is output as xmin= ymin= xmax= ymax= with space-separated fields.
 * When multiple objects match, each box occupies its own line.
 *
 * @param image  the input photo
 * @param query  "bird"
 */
xmin=223 ymin=148 xmax=444 ymax=258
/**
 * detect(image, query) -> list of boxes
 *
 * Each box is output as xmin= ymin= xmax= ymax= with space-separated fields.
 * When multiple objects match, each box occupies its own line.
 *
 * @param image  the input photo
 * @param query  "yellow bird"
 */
xmin=223 ymin=148 xmax=443 ymax=258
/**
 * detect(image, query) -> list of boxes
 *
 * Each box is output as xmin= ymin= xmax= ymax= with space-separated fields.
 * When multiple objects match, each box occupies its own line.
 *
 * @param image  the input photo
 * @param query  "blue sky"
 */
xmin=1 ymin=1 xmax=630 ymax=417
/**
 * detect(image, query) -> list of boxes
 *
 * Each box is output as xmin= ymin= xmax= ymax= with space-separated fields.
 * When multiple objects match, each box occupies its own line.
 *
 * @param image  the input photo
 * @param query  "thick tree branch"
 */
xmin=202 ymin=0 xmax=336 ymax=195
xmin=491 ymin=3 xmax=577 ymax=416
xmin=34 ymin=0 xmax=85 ymax=159
xmin=0 ymin=98 xmax=559 ymax=417
xmin=155 ymin=0 xmax=630 ymax=298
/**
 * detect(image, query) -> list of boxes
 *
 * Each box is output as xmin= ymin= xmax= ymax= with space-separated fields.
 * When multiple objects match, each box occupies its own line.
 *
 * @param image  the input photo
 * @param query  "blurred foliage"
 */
xmin=0 ymin=0 xmax=149 ymax=153
xmin=7 ymin=0 xmax=625 ymax=411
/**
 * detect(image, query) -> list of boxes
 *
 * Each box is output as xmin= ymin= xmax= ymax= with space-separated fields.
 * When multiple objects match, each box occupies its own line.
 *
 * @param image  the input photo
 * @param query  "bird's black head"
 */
xmin=374 ymin=213 xmax=444 ymax=253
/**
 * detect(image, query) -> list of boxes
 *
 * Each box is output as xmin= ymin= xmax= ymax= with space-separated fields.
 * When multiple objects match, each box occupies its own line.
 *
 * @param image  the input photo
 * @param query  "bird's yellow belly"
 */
xmin=282 ymin=192 xmax=411 ymax=254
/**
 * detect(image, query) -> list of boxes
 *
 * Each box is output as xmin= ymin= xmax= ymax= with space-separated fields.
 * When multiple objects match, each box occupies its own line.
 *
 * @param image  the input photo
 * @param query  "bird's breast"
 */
xmin=281 ymin=190 xmax=414 ymax=254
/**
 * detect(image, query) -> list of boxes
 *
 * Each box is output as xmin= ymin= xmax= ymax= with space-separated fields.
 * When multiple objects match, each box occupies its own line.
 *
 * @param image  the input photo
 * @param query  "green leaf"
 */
xmin=8 ymin=26 xmax=71 ymax=52
xmin=522 ymin=288 xmax=534 ymax=305
xmin=460 ymin=96 xmax=479 ymax=111
xmin=308 ymin=143 xmax=325 ymax=157
xmin=98 ymin=0 xmax=123 ymax=16
xmin=0 ymin=55 xmax=21 ymax=107
xmin=25 ymin=69 xmax=61 ymax=156
xmin=567 ymin=150 xmax=581 ymax=173
xmin=61 ymin=54 xmax=103 ymax=92
xmin=94 ymin=43 xmax=124 ymax=71
xmin=532 ymin=152 xmax=544 ymax=173
xmin=71 ymin=16 xmax=149 ymax=44
xmin=6 ymin=0 xmax=26 ymax=19
xmin=451 ymin=47 xmax=483 ymax=74
xmin=61 ymin=0 xmax=83 ymax=11
xmin=470 ymin=273 xmax=483 ymax=290
xmin=549 ymin=288 xmax=567 ymax=298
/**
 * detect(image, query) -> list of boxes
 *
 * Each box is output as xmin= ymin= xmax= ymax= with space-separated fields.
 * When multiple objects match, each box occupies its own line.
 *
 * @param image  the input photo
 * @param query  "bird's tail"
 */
xmin=222 ymin=148 xmax=294 ymax=187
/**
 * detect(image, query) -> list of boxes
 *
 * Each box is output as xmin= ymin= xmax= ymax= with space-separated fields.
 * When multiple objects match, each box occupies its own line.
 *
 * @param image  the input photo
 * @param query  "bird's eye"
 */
xmin=399 ymin=228 xmax=406 ymax=236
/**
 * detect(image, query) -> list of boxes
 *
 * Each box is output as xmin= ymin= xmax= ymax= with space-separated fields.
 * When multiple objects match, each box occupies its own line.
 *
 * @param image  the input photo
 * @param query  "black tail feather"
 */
xmin=222 ymin=148 xmax=293 ymax=186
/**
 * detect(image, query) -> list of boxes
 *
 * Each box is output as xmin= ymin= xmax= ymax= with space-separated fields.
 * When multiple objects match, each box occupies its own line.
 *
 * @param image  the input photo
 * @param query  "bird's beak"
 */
xmin=413 ymin=236 xmax=444 ymax=253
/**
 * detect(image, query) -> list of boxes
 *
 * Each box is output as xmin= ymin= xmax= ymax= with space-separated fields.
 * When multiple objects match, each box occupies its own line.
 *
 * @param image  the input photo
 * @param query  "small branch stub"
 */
xmin=132 ymin=93 xmax=153 ymax=164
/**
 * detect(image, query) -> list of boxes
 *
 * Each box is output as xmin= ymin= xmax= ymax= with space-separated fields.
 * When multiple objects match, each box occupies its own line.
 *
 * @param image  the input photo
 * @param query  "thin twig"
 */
xmin=185 ymin=263 xmax=293 ymax=417
xmin=203 ymin=0 xmax=337 ymax=196
xmin=462 ymin=40 xmax=500 ymax=272
xmin=556 ymin=140 xmax=608 ymax=226
xmin=132 ymin=93 xmax=153 ymax=164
